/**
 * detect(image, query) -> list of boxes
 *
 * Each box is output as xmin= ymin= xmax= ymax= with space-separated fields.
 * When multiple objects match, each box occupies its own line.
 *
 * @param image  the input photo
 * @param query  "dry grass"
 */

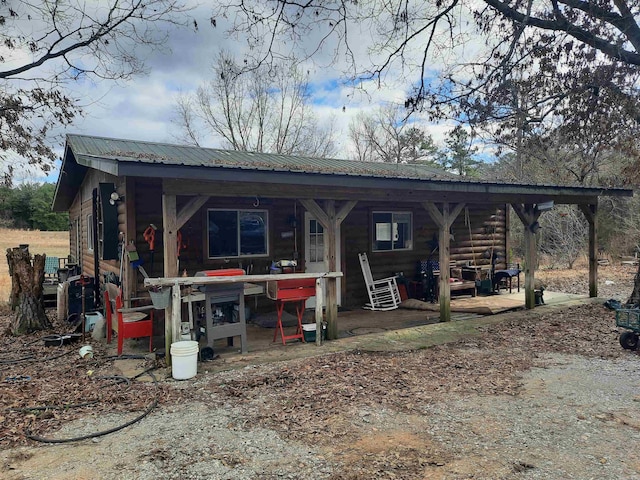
xmin=0 ymin=228 xmax=69 ymax=304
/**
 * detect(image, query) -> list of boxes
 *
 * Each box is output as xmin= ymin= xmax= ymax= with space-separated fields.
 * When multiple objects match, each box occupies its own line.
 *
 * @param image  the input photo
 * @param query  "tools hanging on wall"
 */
xmin=143 ymin=224 xmax=157 ymax=275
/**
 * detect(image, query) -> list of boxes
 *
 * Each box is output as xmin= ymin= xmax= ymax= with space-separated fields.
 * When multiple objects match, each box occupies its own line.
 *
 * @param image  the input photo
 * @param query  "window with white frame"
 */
xmin=208 ymin=209 xmax=268 ymax=258
xmin=372 ymin=211 xmax=412 ymax=251
xmin=86 ymin=214 xmax=94 ymax=252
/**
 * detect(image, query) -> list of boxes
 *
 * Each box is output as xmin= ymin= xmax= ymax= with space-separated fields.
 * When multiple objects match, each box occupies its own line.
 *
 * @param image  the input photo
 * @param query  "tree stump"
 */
xmin=6 ymin=248 xmax=52 ymax=335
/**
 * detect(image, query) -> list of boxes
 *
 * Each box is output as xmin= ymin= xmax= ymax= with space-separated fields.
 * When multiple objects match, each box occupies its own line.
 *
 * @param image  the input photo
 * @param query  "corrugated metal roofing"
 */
xmin=65 ymin=133 xmax=477 ymax=183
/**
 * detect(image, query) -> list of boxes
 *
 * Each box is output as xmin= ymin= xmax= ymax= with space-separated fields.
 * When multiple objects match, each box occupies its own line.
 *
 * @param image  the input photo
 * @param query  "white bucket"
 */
xmin=84 ymin=311 xmax=104 ymax=332
xmin=170 ymin=341 xmax=199 ymax=380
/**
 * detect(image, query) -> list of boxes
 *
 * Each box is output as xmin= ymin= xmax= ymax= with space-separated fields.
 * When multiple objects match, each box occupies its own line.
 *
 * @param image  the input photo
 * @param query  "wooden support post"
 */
xmin=325 ymin=200 xmax=338 ymax=340
xmin=524 ymin=222 xmax=536 ymax=309
xmin=423 ymin=201 xmax=465 ymax=322
xmin=162 ymin=192 xmax=179 ymax=365
xmin=171 ymin=280 xmax=181 ymax=344
xmin=315 ymin=277 xmax=324 ymax=346
xmin=511 ymin=203 xmax=541 ymax=309
xmin=300 ymin=199 xmax=356 ymax=341
xmin=438 ymin=204 xmax=451 ymax=322
xmin=579 ymin=203 xmax=598 ymax=298
xmin=124 ymin=178 xmax=137 ymax=300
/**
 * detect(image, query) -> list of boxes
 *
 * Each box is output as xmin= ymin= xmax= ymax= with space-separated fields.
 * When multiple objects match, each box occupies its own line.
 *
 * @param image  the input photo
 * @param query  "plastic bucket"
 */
xmin=84 ymin=311 xmax=104 ymax=332
xmin=170 ymin=341 xmax=199 ymax=380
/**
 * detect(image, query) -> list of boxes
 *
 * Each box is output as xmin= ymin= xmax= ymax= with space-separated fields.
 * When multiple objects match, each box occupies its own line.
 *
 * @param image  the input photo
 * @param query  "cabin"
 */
xmin=52 ymin=134 xmax=631 ymax=348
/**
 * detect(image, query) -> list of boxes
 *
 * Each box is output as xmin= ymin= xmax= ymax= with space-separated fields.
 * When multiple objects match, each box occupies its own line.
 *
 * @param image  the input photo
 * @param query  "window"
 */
xmin=208 ymin=209 xmax=268 ymax=258
xmin=308 ymin=218 xmax=324 ymax=262
xmin=372 ymin=211 xmax=412 ymax=251
xmin=87 ymin=214 xmax=94 ymax=252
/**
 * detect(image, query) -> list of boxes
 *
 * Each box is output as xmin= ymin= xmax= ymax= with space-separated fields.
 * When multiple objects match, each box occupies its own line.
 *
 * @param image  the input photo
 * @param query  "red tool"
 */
xmin=143 ymin=224 xmax=157 ymax=274
xmin=177 ymin=229 xmax=187 ymax=258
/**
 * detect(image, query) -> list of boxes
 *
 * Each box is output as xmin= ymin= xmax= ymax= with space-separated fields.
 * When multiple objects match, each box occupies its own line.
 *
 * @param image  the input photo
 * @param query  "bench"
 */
xmin=449 ymin=280 xmax=477 ymax=297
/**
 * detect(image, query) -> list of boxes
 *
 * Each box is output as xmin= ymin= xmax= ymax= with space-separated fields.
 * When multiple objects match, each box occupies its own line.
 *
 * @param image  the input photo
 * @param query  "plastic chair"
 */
xmin=358 ymin=252 xmax=401 ymax=311
xmin=104 ymin=283 xmax=154 ymax=355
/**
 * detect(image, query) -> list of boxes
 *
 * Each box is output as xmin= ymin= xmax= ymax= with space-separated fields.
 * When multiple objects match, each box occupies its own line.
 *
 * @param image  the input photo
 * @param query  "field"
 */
xmin=0 ymin=228 xmax=69 ymax=303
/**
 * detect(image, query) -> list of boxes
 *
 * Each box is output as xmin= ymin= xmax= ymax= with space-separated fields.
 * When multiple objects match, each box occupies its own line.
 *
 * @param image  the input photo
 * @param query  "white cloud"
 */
xmin=4 ymin=0 xmax=495 ymax=183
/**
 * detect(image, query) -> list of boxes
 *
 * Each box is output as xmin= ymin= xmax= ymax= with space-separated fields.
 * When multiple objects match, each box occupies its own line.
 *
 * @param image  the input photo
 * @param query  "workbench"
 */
xmin=182 ymin=282 xmax=264 ymax=354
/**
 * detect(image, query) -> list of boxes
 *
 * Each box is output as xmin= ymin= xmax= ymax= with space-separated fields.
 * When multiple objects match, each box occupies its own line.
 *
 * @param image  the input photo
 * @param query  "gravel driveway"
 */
xmin=2 ymin=266 xmax=639 ymax=479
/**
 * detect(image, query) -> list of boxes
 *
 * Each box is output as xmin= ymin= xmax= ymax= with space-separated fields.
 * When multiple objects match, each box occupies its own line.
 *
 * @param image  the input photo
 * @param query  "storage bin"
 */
xmin=302 ymin=323 xmax=327 ymax=342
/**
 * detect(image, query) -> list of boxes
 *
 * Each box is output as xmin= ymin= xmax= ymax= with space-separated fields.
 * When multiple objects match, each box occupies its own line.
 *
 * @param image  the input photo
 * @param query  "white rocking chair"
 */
xmin=358 ymin=252 xmax=401 ymax=311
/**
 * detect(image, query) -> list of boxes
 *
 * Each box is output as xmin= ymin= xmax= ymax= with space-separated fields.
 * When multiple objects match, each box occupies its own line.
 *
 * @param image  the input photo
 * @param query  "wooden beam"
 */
xmin=124 ymin=178 xmax=137 ymax=300
xmin=325 ymin=200 xmax=338 ymax=340
xmin=146 ymin=271 xmax=342 ymax=288
xmin=336 ymin=200 xmax=357 ymax=225
xmin=176 ymin=195 xmax=209 ymax=230
xmin=299 ymin=199 xmax=329 ymax=229
xmin=423 ymin=202 xmax=466 ymax=322
xmin=579 ymin=203 xmax=598 ymax=297
xmin=450 ymin=202 xmax=466 ymax=224
xmin=298 ymin=199 xmax=351 ymax=340
xmin=510 ymin=203 xmax=529 ymax=226
xmin=315 ymin=277 xmax=324 ymax=346
xmin=438 ymin=203 xmax=451 ymax=322
xmin=423 ymin=201 xmax=444 ymax=228
xmin=162 ymin=191 xmax=178 ymax=365
xmin=512 ymin=204 xmax=540 ymax=309
xmin=160 ymin=177 xmax=611 ymax=205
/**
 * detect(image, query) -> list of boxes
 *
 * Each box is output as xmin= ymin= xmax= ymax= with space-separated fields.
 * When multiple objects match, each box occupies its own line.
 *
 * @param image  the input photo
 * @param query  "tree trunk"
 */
xmin=628 ymin=262 xmax=640 ymax=307
xmin=6 ymin=248 xmax=52 ymax=335
xmin=6 ymin=248 xmax=21 ymax=309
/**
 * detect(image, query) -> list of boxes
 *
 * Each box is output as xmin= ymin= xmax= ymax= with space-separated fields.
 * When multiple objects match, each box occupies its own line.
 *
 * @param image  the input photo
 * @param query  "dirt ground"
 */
xmin=1 ymin=265 xmax=639 ymax=479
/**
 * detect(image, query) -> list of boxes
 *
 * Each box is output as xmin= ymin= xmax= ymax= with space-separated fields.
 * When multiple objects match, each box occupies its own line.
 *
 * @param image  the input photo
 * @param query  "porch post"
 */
xmin=124 ymin=178 xmax=137 ymax=301
xmin=511 ymin=204 xmax=541 ymax=309
xmin=423 ymin=202 xmax=466 ymax=322
xmin=162 ymin=191 xmax=179 ymax=364
xmin=579 ymin=203 xmax=598 ymax=298
xmin=325 ymin=200 xmax=338 ymax=340
xmin=299 ymin=199 xmax=356 ymax=340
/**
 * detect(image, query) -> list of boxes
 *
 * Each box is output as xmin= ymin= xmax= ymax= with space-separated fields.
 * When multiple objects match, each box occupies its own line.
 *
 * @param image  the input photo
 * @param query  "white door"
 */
xmin=304 ymin=213 xmax=341 ymax=308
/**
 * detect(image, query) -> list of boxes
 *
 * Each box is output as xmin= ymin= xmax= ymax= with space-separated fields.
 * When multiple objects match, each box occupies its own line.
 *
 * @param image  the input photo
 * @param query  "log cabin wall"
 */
xmin=342 ymin=203 xmax=508 ymax=309
xmin=131 ymin=178 xmax=163 ymax=286
xmin=131 ymin=189 xmax=303 ymax=311
xmin=450 ymin=205 xmax=508 ymax=268
xmin=67 ymin=170 xmax=120 ymax=281
xmin=129 ymin=178 xmax=509 ymax=310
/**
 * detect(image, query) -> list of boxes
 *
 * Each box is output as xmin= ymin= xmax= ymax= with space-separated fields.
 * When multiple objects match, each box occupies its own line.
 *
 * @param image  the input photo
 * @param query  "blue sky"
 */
xmin=6 ymin=1 xmax=472 ymax=184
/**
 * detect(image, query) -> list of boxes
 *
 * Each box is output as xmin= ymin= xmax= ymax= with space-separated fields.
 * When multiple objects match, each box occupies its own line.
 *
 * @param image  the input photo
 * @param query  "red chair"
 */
xmin=104 ymin=283 xmax=154 ymax=355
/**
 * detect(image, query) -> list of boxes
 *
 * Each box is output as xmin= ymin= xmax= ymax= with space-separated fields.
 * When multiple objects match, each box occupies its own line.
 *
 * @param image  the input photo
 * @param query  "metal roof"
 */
xmin=65 ymin=133 xmax=460 ymax=182
xmin=53 ymin=133 xmax=633 ymax=211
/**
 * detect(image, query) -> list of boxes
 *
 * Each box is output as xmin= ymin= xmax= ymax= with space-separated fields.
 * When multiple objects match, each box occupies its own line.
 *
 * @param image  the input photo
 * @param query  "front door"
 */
xmin=304 ymin=213 xmax=341 ymax=308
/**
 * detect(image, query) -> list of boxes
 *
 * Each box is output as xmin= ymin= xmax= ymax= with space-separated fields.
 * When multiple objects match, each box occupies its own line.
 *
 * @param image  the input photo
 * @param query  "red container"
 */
xmin=195 ymin=269 xmax=245 ymax=277
xmin=267 ymin=278 xmax=316 ymax=301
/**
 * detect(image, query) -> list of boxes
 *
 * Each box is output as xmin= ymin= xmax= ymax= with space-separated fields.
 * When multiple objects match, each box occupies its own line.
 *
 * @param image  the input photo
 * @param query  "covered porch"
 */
xmin=114 ymin=288 xmax=591 ymax=370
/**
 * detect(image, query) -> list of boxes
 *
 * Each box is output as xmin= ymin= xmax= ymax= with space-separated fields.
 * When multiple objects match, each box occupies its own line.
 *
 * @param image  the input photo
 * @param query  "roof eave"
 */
xmin=118 ymin=162 xmax=632 ymax=201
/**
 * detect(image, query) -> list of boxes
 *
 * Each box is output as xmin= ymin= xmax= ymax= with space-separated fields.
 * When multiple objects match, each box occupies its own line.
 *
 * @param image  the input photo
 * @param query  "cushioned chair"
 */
xmin=104 ymin=283 xmax=154 ymax=355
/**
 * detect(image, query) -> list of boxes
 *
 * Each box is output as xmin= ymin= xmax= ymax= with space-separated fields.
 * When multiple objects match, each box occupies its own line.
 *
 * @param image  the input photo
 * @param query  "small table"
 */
xmin=266 ymin=278 xmax=316 ymax=345
xmin=493 ymin=269 xmax=521 ymax=293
